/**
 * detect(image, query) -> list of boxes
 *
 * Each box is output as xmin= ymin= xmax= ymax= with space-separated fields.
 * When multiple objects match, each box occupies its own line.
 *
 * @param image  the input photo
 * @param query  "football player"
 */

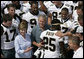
xmin=1 ymin=14 xmax=16 ymax=58
xmin=20 ymin=1 xmax=31 ymax=13
xmin=22 ymin=1 xmax=46 ymax=35
xmin=34 ymin=19 xmax=66 ymax=58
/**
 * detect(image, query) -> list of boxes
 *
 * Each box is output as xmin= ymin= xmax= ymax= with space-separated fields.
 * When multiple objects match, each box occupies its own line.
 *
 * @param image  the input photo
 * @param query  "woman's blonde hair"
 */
xmin=19 ymin=20 xmax=28 ymax=30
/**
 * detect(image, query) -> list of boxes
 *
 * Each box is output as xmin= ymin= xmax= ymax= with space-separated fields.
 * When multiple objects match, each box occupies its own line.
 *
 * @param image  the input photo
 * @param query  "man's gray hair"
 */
xmin=69 ymin=36 xmax=80 ymax=46
xmin=38 ymin=14 xmax=47 ymax=21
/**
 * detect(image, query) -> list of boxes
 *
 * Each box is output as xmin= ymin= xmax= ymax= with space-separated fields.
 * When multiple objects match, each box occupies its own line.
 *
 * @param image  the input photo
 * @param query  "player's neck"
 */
xmin=30 ymin=9 xmax=39 ymax=15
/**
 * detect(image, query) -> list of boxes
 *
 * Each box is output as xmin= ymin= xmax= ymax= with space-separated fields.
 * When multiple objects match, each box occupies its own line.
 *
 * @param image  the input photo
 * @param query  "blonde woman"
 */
xmin=14 ymin=20 xmax=33 ymax=58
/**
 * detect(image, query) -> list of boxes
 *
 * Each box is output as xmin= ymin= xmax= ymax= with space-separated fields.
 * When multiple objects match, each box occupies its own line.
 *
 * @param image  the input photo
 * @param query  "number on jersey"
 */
xmin=30 ymin=19 xmax=37 ymax=28
xmin=52 ymin=12 xmax=57 ymax=20
xmin=62 ymin=27 xmax=68 ymax=33
xmin=5 ymin=29 xmax=16 ymax=42
xmin=43 ymin=37 xmax=56 ymax=52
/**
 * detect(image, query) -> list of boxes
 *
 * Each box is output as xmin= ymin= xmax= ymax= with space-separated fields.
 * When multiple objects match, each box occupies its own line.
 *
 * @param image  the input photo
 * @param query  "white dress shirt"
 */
xmin=14 ymin=34 xmax=32 ymax=58
xmin=73 ymin=47 xmax=83 ymax=58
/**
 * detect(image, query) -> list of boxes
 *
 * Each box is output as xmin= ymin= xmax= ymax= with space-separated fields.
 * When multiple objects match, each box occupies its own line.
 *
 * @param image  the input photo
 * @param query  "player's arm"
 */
xmin=55 ymin=31 xmax=72 ymax=38
xmin=47 ymin=13 xmax=52 ymax=25
xmin=33 ymin=40 xmax=43 ymax=48
xmin=55 ymin=28 xmax=77 ymax=37
xmin=39 ymin=1 xmax=48 ymax=14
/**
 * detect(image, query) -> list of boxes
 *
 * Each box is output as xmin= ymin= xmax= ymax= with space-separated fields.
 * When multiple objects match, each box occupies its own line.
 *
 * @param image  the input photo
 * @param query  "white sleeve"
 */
xmin=43 ymin=1 xmax=53 ymax=9
xmin=34 ymin=48 xmax=41 ymax=58
xmin=40 ymin=32 xmax=44 ymax=40
xmin=21 ymin=13 xmax=27 ymax=21
xmin=80 ymin=41 xmax=83 ymax=47
xmin=4 ymin=8 xmax=9 ymax=14
xmin=34 ymin=48 xmax=44 ymax=58
xmin=76 ymin=26 xmax=83 ymax=33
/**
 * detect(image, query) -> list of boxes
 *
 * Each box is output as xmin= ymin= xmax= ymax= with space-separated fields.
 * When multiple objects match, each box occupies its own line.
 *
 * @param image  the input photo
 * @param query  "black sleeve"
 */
xmin=1 ymin=26 xmax=4 ymax=36
xmin=14 ymin=14 xmax=22 ymax=22
xmin=71 ymin=26 xmax=79 ymax=34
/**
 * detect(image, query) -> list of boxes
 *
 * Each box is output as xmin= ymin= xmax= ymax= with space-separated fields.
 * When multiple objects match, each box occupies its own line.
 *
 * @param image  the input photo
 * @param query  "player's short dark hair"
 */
xmin=51 ymin=19 xmax=62 ymax=30
xmin=7 ymin=4 xmax=16 ymax=10
xmin=2 ymin=14 xmax=12 ymax=22
xmin=61 ymin=7 xmax=69 ymax=13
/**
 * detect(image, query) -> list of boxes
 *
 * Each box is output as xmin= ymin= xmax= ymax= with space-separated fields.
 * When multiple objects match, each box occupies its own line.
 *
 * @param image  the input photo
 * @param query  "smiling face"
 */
xmin=19 ymin=20 xmax=28 ymax=37
xmin=20 ymin=28 xmax=27 ymax=37
xmin=61 ymin=10 xmax=68 ymax=20
xmin=68 ymin=36 xmax=80 ymax=50
xmin=31 ymin=3 xmax=38 ymax=15
xmin=68 ymin=40 xmax=75 ymax=50
xmin=38 ymin=15 xmax=46 ymax=29
xmin=8 ymin=7 xmax=15 ymax=17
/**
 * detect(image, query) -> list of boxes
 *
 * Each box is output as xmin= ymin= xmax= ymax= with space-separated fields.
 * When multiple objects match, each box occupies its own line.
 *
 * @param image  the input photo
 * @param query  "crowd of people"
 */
xmin=1 ymin=1 xmax=83 ymax=58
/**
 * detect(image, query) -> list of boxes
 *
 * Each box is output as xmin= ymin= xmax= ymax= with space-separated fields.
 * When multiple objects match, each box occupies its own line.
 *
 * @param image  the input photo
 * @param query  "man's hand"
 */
xmin=55 ymin=31 xmax=64 ymax=38
xmin=37 ymin=42 xmax=43 ymax=48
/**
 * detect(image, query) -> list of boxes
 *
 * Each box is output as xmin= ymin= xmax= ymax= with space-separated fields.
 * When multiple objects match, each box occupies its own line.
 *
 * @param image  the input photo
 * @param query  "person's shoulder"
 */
xmin=41 ymin=30 xmax=49 ymax=35
xmin=22 ymin=11 xmax=30 ymax=16
xmin=26 ymin=33 xmax=30 ymax=37
xmin=32 ymin=25 xmax=38 ymax=30
xmin=15 ymin=34 xmax=21 ymax=40
xmin=79 ymin=47 xmax=83 ymax=51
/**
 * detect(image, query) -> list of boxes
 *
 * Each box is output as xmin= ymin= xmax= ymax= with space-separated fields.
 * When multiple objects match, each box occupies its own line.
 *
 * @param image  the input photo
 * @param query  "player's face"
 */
xmin=31 ymin=4 xmax=38 ymax=15
xmin=39 ymin=17 xmax=46 ymax=28
xmin=5 ymin=21 xmax=12 ymax=27
xmin=61 ymin=10 xmax=68 ymax=20
xmin=8 ymin=7 xmax=15 ymax=17
xmin=68 ymin=40 xmax=74 ymax=50
xmin=20 ymin=28 xmax=26 ymax=37
xmin=77 ymin=9 xmax=83 ymax=16
xmin=78 ymin=19 xmax=83 ymax=26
